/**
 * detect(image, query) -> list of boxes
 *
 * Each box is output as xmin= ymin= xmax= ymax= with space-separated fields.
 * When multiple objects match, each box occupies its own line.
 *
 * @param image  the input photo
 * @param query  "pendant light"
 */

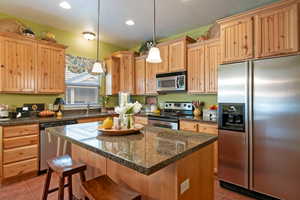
xmin=92 ymin=0 xmax=104 ymax=73
xmin=146 ymin=0 xmax=162 ymax=63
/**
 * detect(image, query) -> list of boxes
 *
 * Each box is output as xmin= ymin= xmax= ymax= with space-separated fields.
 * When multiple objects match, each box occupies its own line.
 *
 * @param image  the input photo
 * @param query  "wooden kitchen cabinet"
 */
xmin=105 ymin=57 xmax=120 ymax=95
xmin=187 ymin=39 xmax=220 ymax=94
xmin=113 ymin=51 xmax=135 ymax=94
xmin=219 ymin=16 xmax=254 ymax=63
xmin=0 ymin=34 xmax=37 ymax=93
xmin=0 ymin=124 xmax=39 ymax=182
xmin=255 ymin=3 xmax=299 ymax=58
xmin=37 ymin=43 xmax=66 ymax=93
xmin=145 ymin=62 xmax=158 ymax=94
xmin=0 ymin=32 xmax=67 ymax=94
xmin=134 ymin=56 xmax=146 ymax=95
xmin=168 ymin=40 xmax=186 ymax=72
xmin=205 ymin=40 xmax=220 ymax=93
xmin=180 ymin=120 xmax=218 ymax=174
xmin=156 ymin=44 xmax=169 ymax=74
xmin=187 ymin=44 xmax=205 ymax=93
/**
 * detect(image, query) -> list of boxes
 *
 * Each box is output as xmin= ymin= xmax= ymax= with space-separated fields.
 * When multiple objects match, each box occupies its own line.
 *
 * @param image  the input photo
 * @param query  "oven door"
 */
xmin=148 ymin=118 xmax=179 ymax=130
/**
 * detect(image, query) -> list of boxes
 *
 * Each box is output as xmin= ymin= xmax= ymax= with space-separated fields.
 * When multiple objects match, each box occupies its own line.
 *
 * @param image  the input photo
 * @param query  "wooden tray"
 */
xmin=98 ymin=124 xmax=144 ymax=136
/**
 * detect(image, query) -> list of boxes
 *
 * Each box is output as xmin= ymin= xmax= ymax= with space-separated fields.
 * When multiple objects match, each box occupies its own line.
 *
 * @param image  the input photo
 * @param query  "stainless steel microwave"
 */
xmin=156 ymin=71 xmax=186 ymax=93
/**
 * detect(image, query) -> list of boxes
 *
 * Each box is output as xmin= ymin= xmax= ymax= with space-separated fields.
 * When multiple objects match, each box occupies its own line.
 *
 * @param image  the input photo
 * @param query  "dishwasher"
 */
xmin=39 ymin=120 xmax=78 ymax=173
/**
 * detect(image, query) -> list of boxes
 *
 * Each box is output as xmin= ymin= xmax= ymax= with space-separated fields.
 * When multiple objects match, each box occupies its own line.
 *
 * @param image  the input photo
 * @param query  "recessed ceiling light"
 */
xmin=125 ymin=20 xmax=135 ymax=26
xmin=82 ymin=32 xmax=96 ymax=40
xmin=59 ymin=1 xmax=71 ymax=9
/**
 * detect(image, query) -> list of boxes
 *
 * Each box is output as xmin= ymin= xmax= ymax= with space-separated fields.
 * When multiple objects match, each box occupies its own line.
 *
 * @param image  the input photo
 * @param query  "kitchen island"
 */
xmin=46 ymin=122 xmax=217 ymax=200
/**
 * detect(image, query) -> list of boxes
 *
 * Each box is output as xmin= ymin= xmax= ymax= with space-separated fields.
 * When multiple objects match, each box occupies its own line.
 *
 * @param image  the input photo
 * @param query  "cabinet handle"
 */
xmin=0 ymin=64 xmax=4 ymax=68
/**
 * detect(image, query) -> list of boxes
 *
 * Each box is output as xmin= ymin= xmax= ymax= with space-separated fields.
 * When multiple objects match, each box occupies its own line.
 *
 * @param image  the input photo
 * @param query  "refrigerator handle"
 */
xmin=248 ymin=61 xmax=254 ymax=189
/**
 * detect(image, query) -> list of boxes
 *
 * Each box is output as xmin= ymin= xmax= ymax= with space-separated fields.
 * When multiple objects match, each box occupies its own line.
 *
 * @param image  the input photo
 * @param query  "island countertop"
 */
xmin=46 ymin=122 xmax=217 ymax=175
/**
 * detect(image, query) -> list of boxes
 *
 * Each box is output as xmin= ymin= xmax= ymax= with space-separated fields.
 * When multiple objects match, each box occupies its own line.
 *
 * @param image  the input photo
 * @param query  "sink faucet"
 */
xmin=86 ymin=104 xmax=90 ymax=115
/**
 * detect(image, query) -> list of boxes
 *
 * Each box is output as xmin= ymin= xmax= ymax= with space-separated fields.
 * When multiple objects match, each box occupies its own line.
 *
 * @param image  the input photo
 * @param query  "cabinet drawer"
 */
xmin=180 ymin=121 xmax=198 ymax=132
xmin=3 ymin=158 xmax=38 ymax=178
xmin=197 ymin=126 xmax=218 ymax=134
xmin=3 ymin=145 xmax=38 ymax=164
xmin=134 ymin=116 xmax=148 ymax=125
xmin=3 ymin=135 xmax=39 ymax=149
xmin=78 ymin=117 xmax=106 ymax=124
xmin=3 ymin=124 xmax=39 ymax=138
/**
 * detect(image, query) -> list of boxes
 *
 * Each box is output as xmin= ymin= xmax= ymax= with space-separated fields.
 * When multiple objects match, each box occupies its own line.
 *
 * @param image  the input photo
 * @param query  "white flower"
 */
xmin=114 ymin=101 xmax=142 ymax=115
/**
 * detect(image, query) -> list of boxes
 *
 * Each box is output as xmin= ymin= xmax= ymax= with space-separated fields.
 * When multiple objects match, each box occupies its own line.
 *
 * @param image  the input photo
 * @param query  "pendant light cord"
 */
xmin=153 ymin=0 xmax=156 ymax=46
xmin=96 ymin=0 xmax=100 ymax=61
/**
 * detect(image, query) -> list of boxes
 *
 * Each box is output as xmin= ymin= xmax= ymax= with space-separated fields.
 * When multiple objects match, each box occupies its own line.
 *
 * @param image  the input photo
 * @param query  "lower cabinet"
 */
xmin=0 ymin=124 xmax=39 ymax=181
xmin=180 ymin=120 xmax=218 ymax=174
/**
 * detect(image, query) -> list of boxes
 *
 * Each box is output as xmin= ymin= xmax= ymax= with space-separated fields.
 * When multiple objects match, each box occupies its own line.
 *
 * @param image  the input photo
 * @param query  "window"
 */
xmin=65 ymin=55 xmax=100 ymax=106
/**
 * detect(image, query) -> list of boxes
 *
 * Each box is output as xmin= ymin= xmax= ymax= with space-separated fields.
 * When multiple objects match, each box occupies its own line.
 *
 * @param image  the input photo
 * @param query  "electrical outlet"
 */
xmin=180 ymin=179 xmax=190 ymax=194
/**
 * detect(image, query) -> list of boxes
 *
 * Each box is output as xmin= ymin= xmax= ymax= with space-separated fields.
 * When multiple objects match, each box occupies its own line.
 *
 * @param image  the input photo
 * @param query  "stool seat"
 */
xmin=81 ymin=175 xmax=141 ymax=200
xmin=42 ymin=154 xmax=87 ymax=200
xmin=47 ymin=154 xmax=86 ymax=177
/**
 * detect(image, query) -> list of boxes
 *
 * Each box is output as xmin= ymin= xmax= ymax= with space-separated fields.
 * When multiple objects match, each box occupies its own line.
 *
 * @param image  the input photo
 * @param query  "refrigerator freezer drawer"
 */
xmin=218 ymin=129 xmax=248 ymax=188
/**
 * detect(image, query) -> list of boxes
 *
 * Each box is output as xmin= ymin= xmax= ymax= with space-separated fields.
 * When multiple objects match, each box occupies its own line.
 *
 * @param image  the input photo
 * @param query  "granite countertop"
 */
xmin=46 ymin=123 xmax=217 ymax=175
xmin=0 ymin=112 xmax=115 ymax=126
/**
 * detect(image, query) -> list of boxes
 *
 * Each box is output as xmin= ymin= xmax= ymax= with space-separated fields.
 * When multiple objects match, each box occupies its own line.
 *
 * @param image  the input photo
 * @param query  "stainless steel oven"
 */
xmin=156 ymin=71 xmax=186 ymax=93
xmin=148 ymin=116 xmax=179 ymax=130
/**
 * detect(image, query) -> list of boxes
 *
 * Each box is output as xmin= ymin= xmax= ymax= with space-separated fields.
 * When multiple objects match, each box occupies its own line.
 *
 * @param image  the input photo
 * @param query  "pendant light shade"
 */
xmin=92 ymin=0 xmax=104 ymax=74
xmin=92 ymin=62 xmax=104 ymax=73
xmin=146 ymin=47 xmax=162 ymax=63
xmin=147 ymin=0 xmax=162 ymax=63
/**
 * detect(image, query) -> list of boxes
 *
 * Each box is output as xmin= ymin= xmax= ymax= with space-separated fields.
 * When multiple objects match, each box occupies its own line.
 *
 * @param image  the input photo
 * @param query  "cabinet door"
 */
xmin=255 ymin=3 xmax=298 ymax=58
xmin=157 ymin=44 xmax=169 ymax=73
xmin=220 ymin=16 xmax=254 ymax=63
xmin=0 ymin=37 xmax=36 ymax=93
xmin=169 ymin=40 xmax=186 ymax=72
xmin=205 ymin=41 xmax=220 ymax=93
xmin=145 ymin=62 xmax=157 ymax=94
xmin=106 ymin=57 xmax=120 ymax=95
xmin=135 ymin=58 xmax=146 ymax=95
xmin=119 ymin=54 xmax=134 ymax=93
xmin=37 ymin=44 xmax=65 ymax=93
xmin=187 ymin=45 xmax=205 ymax=93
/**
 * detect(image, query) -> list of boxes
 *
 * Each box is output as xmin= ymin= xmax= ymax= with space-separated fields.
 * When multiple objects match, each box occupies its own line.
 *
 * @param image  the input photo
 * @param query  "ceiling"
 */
xmin=0 ymin=0 xmax=278 ymax=48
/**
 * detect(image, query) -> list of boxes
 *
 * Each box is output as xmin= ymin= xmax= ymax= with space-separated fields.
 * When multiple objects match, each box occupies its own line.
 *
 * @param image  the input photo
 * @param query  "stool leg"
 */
xmin=58 ymin=176 xmax=65 ymax=200
xmin=42 ymin=168 xmax=52 ymax=200
xmin=80 ymin=171 xmax=86 ymax=182
xmin=68 ymin=175 xmax=73 ymax=200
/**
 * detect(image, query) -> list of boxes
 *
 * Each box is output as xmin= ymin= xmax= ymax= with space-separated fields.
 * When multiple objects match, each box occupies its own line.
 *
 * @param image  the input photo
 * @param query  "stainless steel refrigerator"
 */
xmin=217 ymin=55 xmax=300 ymax=200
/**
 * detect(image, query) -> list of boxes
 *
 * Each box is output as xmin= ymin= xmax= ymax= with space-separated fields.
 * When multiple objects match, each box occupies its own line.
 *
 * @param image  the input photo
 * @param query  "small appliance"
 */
xmin=0 ymin=104 xmax=9 ymax=121
xmin=202 ymin=109 xmax=218 ymax=122
xmin=156 ymin=71 xmax=186 ymax=93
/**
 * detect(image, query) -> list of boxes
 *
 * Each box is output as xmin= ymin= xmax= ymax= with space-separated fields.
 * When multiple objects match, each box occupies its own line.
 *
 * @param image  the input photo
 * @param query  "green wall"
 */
xmin=0 ymin=12 xmax=125 ymax=110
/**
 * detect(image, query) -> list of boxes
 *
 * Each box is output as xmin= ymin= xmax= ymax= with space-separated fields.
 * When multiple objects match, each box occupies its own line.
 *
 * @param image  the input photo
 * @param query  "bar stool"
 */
xmin=81 ymin=175 xmax=142 ymax=200
xmin=42 ymin=154 xmax=87 ymax=200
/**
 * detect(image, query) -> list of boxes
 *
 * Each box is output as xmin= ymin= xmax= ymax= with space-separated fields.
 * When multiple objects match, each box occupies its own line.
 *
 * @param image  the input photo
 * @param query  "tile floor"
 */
xmin=0 ymin=174 xmax=255 ymax=200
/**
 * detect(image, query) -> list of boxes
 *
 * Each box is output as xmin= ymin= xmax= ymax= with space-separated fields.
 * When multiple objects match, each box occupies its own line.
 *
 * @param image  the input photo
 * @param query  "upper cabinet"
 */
xmin=205 ymin=40 xmax=220 ymax=93
xmin=113 ymin=51 xmax=135 ymax=94
xmin=157 ymin=36 xmax=196 ymax=73
xmin=105 ymin=57 xmax=120 ymax=95
xmin=218 ymin=0 xmax=300 ymax=63
xmin=157 ymin=44 xmax=169 ymax=73
xmin=145 ymin=62 xmax=158 ymax=95
xmin=37 ymin=43 xmax=66 ymax=94
xmin=0 ymin=35 xmax=37 ymax=93
xmin=219 ymin=16 xmax=254 ymax=63
xmin=255 ymin=3 xmax=298 ymax=58
xmin=134 ymin=56 xmax=146 ymax=95
xmin=0 ymin=33 xmax=67 ymax=94
xmin=187 ymin=39 xmax=220 ymax=94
